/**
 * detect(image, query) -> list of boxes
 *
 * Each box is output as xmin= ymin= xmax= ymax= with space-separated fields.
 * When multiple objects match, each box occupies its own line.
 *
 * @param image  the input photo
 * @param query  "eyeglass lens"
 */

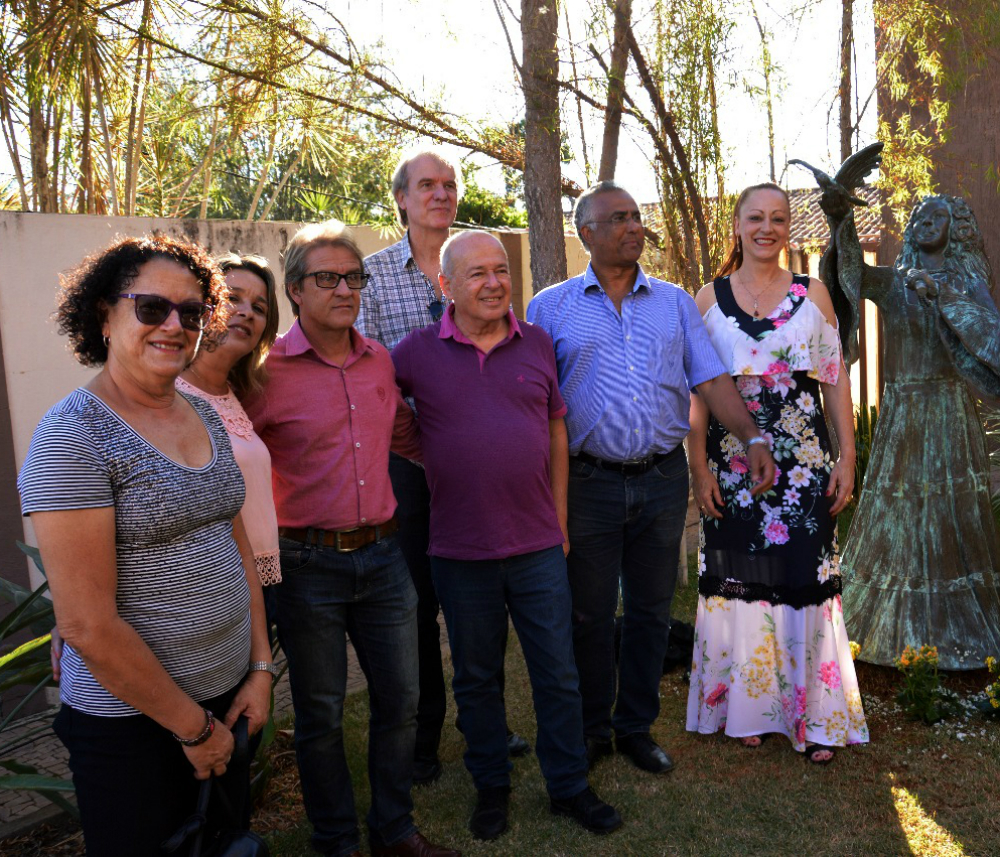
xmin=311 ymin=271 xmax=369 ymax=290
xmin=119 ymin=294 xmax=212 ymax=332
xmin=428 ymin=299 xmax=444 ymax=321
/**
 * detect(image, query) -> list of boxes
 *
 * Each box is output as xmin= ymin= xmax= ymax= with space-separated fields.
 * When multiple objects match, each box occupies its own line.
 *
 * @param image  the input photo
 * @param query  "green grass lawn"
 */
xmin=254 ymin=556 xmax=1000 ymax=857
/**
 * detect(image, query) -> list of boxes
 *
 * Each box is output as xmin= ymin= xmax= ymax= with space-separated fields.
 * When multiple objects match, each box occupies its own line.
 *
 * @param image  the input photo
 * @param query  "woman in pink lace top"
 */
xmin=177 ymin=253 xmax=282 ymax=592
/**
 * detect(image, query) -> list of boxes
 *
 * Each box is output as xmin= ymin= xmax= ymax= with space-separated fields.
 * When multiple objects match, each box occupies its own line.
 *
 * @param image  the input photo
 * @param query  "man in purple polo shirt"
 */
xmin=392 ymin=232 xmax=621 ymax=842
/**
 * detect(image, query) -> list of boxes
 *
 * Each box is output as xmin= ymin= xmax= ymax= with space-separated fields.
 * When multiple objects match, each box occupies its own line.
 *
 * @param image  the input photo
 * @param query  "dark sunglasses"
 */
xmin=428 ymin=299 xmax=445 ymax=321
xmin=116 ymin=293 xmax=214 ymax=332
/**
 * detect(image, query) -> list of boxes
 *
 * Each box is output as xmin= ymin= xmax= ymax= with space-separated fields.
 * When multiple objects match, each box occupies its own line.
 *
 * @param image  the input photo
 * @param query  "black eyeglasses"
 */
xmin=116 ymin=293 xmax=214 ymax=332
xmin=428 ymin=299 xmax=445 ymax=321
xmin=589 ymin=212 xmax=643 ymax=227
xmin=306 ymin=271 xmax=371 ymax=290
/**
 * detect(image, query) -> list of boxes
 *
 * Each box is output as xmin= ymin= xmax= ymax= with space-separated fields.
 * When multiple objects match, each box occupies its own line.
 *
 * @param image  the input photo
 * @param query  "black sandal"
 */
xmin=805 ymin=744 xmax=836 ymax=765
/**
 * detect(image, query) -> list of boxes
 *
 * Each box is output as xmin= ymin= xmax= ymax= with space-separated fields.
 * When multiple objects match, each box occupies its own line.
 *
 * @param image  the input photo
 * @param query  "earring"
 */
xmin=103 ymin=335 xmax=110 ymax=347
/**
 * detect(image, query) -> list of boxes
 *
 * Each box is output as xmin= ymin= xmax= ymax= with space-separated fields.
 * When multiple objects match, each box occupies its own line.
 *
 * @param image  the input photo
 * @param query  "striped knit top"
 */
xmin=18 ymin=388 xmax=251 ymax=716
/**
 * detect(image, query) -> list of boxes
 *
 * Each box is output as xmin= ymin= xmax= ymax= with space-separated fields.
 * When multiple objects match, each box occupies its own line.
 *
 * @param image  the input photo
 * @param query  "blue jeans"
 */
xmin=566 ymin=446 xmax=689 ymax=739
xmin=431 ymin=546 xmax=588 ymax=800
xmin=276 ymin=533 xmax=419 ymax=856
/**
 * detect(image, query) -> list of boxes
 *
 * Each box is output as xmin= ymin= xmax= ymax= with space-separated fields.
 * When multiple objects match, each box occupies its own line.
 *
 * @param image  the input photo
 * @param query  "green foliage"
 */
xmin=0 ymin=543 xmax=75 ymax=816
xmin=854 ymin=404 xmax=879 ymax=498
xmin=457 ymin=169 xmax=527 ymax=229
xmin=894 ymin=644 xmax=960 ymax=725
xmin=874 ymin=1 xmax=1000 ymax=233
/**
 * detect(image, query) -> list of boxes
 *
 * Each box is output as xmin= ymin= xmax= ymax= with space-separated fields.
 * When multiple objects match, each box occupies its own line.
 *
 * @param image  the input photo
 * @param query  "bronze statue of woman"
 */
xmin=819 ymin=188 xmax=1000 ymax=669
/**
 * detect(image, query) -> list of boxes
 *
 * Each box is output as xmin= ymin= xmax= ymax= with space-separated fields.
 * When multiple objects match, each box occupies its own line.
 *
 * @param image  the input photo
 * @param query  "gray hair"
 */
xmin=440 ymin=231 xmax=505 ymax=281
xmin=573 ymin=180 xmax=628 ymax=250
xmin=282 ymin=220 xmax=363 ymax=317
xmin=390 ymin=146 xmax=464 ymax=227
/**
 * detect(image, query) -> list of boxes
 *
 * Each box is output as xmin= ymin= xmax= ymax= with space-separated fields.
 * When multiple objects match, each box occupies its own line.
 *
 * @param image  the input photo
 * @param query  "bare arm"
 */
xmin=549 ymin=417 xmax=569 ymax=554
xmin=808 ymin=279 xmax=856 ymax=515
xmin=688 ymin=391 xmax=723 ymax=519
xmin=695 ymin=373 xmax=775 ymax=496
xmin=223 ymin=513 xmax=273 ymax=734
xmin=32 ymin=507 xmax=234 ymax=779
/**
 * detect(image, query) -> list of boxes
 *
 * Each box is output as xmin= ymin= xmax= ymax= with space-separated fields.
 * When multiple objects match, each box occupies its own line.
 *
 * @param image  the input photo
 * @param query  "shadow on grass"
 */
xmin=253 ymin=568 xmax=999 ymax=856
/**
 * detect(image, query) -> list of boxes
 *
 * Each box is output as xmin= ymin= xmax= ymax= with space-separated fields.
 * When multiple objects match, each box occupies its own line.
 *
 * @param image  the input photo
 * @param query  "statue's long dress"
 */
xmin=826 ymin=215 xmax=1000 ymax=669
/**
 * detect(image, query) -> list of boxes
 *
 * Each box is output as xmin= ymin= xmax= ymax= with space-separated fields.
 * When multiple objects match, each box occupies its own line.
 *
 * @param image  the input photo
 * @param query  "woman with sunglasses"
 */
xmin=177 ymin=253 xmax=283 ymax=628
xmin=18 ymin=236 xmax=272 ymax=856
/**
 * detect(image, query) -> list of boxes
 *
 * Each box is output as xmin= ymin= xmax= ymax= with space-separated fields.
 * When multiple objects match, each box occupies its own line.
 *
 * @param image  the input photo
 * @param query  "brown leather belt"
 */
xmin=278 ymin=517 xmax=399 ymax=553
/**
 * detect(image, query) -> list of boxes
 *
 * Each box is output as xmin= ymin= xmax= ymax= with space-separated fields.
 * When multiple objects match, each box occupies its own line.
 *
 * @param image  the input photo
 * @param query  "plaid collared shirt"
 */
xmin=358 ymin=232 xmax=444 ymax=351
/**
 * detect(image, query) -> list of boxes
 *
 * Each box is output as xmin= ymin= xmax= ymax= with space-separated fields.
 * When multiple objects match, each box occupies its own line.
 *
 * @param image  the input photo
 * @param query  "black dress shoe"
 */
xmin=550 ymin=785 xmax=622 ymax=835
xmin=413 ymin=757 xmax=442 ymax=786
xmin=506 ymin=730 xmax=532 ymax=758
xmin=615 ymin=732 xmax=674 ymax=774
xmin=585 ymin=736 xmax=613 ymax=770
xmin=469 ymin=786 xmax=510 ymax=841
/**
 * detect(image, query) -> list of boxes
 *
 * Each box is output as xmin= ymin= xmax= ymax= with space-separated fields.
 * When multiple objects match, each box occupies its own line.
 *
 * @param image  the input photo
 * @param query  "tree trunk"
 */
xmin=130 ymin=43 xmax=154 ymax=214
xmin=521 ymin=0 xmax=567 ymax=290
xmin=750 ymin=1 xmax=776 ymax=182
xmin=124 ymin=0 xmax=152 ymax=215
xmin=563 ymin=3 xmax=591 ymax=185
xmin=840 ymin=0 xmax=853 ymax=162
xmin=258 ymin=137 xmax=306 ymax=221
xmin=247 ymin=114 xmax=278 ymax=220
xmin=0 ymin=70 xmax=29 ymax=209
xmin=598 ymin=0 xmax=631 ymax=182
xmin=93 ymin=72 xmax=120 ymax=216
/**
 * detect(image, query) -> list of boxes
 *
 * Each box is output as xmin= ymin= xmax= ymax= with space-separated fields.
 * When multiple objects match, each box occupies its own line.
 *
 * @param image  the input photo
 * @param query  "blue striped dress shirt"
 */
xmin=526 ymin=263 xmax=726 ymax=460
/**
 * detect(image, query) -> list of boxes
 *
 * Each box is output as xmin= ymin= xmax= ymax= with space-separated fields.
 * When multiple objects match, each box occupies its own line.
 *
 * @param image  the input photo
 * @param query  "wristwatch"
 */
xmin=249 ymin=660 xmax=279 ymax=681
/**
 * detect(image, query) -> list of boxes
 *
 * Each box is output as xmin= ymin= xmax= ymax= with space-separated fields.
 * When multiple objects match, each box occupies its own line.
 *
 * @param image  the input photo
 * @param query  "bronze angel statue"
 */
xmin=809 ymin=144 xmax=1000 ymax=669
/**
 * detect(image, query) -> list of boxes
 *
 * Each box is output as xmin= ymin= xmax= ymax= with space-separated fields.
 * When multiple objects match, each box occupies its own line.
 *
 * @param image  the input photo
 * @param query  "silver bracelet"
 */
xmin=249 ymin=660 xmax=278 ymax=681
xmin=746 ymin=435 xmax=769 ymax=449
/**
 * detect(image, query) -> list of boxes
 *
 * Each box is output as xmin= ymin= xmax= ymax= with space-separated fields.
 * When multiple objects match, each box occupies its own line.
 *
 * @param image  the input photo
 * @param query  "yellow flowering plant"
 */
xmin=978 ymin=655 xmax=1000 ymax=717
xmin=894 ymin=645 xmax=960 ymax=724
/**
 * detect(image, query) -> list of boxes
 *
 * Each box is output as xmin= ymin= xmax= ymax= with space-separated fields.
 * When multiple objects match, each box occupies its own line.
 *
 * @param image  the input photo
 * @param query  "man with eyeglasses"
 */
xmin=244 ymin=220 xmax=460 ymax=857
xmin=359 ymin=147 xmax=529 ymax=785
xmin=526 ymin=181 xmax=775 ymax=778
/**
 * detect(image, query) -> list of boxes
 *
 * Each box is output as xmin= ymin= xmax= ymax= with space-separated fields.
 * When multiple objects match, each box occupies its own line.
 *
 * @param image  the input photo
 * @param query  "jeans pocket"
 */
xmin=569 ymin=457 xmax=598 ymax=481
xmin=278 ymin=539 xmax=313 ymax=573
xmin=653 ymin=450 xmax=687 ymax=481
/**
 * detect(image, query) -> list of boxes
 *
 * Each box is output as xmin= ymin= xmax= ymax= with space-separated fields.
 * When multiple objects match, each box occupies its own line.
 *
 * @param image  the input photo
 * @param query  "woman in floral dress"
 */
xmin=685 ymin=183 xmax=869 ymax=763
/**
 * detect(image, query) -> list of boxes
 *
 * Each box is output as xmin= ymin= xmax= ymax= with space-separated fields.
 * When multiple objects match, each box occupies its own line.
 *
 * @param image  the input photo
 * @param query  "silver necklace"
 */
xmin=735 ymin=269 xmax=784 ymax=318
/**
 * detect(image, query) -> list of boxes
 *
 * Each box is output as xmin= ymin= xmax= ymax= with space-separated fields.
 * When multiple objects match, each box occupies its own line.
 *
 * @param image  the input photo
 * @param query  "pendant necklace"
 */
xmin=736 ymin=269 xmax=783 ymax=318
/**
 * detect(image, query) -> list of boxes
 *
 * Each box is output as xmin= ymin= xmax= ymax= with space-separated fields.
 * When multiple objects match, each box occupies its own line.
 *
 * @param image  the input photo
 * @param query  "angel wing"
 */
xmin=834 ymin=142 xmax=884 ymax=193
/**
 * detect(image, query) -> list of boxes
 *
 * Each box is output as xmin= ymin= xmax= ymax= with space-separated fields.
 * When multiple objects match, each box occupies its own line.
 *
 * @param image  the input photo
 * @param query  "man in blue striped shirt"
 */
xmin=526 ymin=181 xmax=775 ymax=776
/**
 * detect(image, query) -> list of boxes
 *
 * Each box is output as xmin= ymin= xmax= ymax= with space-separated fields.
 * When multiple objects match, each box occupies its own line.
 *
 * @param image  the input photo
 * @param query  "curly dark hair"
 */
xmin=57 ymin=234 xmax=230 ymax=366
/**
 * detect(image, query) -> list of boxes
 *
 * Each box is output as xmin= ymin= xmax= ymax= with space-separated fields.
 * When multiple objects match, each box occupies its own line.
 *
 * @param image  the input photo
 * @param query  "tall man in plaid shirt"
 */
xmin=359 ymin=148 xmax=531 ymax=785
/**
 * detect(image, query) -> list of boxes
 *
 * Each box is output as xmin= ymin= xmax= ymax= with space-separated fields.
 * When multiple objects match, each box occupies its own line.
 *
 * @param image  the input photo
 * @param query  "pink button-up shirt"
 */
xmin=244 ymin=320 xmax=420 ymax=531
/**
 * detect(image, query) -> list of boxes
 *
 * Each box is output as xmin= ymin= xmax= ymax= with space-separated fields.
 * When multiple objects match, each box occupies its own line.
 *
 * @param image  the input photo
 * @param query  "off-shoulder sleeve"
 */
xmin=712 ymin=301 xmax=842 ymax=385
xmin=937 ymin=278 xmax=1000 ymax=399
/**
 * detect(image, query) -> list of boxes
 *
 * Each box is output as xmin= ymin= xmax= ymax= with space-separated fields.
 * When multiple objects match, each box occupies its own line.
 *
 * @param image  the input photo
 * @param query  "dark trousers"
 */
xmin=432 ymin=546 xmax=588 ymax=799
xmin=388 ymin=454 xmax=447 ymax=763
xmin=276 ymin=532 xmax=419 ymax=856
xmin=566 ymin=446 xmax=689 ymax=739
xmin=53 ymin=684 xmax=247 ymax=857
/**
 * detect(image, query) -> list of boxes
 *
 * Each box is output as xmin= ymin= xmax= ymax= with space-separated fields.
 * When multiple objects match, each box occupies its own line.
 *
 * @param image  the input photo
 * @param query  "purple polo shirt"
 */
xmin=392 ymin=307 xmax=567 ymax=561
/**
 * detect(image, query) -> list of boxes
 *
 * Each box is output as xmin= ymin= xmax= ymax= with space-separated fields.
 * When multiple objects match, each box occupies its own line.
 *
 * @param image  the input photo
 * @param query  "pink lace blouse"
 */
xmin=176 ymin=377 xmax=281 ymax=585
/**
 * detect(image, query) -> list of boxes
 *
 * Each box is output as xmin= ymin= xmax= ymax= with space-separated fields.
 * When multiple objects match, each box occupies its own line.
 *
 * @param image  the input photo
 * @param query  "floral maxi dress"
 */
xmin=685 ymin=275 xmax=869 ymax=750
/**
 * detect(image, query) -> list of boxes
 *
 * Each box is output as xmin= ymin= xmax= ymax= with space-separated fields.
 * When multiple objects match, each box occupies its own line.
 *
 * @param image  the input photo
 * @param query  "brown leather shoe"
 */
xmin=370 ymin=831 xmax=461 ymax=857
